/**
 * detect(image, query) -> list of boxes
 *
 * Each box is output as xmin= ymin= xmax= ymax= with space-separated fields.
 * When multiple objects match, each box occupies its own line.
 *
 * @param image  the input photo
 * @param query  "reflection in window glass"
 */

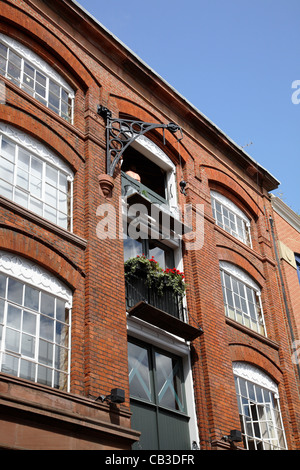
xmin=234 ymin=366 xmax=287 ymax=450
xmin=0 ymin=34 xmax=74 ymax=122
xmin=0 ymin=132 xmax=73 ymax=230
xmin=0 ymin=272 xmax=70 ymax=390
xmin=211 ymin=191 xmax=252 ymax=247
xmin=220 ymin=265 xmax=266 ymax=336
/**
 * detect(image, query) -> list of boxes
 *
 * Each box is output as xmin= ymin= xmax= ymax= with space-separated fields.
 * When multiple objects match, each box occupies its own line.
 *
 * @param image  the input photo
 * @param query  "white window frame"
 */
xmin=220 ymin=261 xmax=266 ymax=336
xmin=233 ymin=362 xmax=288 ymax=450
xmin=127 ymin=316 xmax=200 ymax=449
xmin=211 ymin=190 xmax=252 ymax=247
xmin=122 ymin=134 xmax=180 ymax=218
xmin=0 ymin=251 xmax=72 ymax=391
xmin=0 ymin=123 xmax=74 ymax=230
xmin=0 ymin=33 xmax=75 ymax=123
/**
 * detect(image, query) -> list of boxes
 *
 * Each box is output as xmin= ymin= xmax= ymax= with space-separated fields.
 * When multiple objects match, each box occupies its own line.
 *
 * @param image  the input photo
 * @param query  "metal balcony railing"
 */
xmin=125 ymin=271 xmax=185 ymax=321
xmin=121 ymin=171 xmax=167 ymax=206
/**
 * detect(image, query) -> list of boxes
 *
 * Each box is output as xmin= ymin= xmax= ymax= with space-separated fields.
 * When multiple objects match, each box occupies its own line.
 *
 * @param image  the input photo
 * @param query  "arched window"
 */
xmin=0 ymin=251 xmax=72 ymax=390
xmin=0 ymin=123 xmax=73 ymax=230
xmin=211 ymin=190 xmax=252 ymax=246
xmin=220 ymin=261 xmax=266 ymax=335
xmin=233 ymin=362 xmax=287 ymax=450
xmin=0 ymin=33 xmax=74 ymax=122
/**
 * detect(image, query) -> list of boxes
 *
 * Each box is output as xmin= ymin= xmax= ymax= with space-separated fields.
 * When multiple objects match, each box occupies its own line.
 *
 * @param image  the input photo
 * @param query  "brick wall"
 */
xmin=0 ymin=0 xmax=298 ymax=450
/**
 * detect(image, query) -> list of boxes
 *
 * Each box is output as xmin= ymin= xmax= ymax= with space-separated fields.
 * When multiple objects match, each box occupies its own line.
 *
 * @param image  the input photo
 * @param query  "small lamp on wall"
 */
xmin=96 ymin=388 xmax=125 ymax=404
xmin=222 ymin=429 xmax=242 ymax=446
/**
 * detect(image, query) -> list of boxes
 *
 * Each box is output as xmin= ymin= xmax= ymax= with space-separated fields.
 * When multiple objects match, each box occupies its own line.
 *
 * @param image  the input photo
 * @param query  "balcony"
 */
xmin=125 ymin=258 xmax=202 ymax=341
xmin=121 ymin=170 xmax=167 ymax=206
xmin=121 ymin=171 xmax=191 ymax=237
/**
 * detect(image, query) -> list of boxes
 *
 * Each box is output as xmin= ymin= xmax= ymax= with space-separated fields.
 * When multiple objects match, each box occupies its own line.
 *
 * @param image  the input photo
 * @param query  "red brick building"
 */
xmin=0 ymin=0 xmax=299 ymax=450
xmin=271 ymin=196 xmax=300 ymax=369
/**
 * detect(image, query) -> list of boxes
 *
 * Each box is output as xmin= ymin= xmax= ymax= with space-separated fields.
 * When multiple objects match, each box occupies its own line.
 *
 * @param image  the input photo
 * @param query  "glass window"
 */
xmin=0 ymin=33 xmax=74 ymax=122
xmin=0 ymin=129 xmax=73 ymax=230
xmin=128 ymin=338 xmax=190 ymax=450
xmin=0 ymin=254 xmax=71 ymax=391
xmin=234 ymin=362 xmax=287 ymax=450
xmin=220 ymin=262 xmax=266 ymax=335
xmin=124 ymin=236 xmax=174 ymax=270
xmin=295 ymin=254 xmax=300 ymax=285
xmin=211 ymin=190 xmax=252 ymax=247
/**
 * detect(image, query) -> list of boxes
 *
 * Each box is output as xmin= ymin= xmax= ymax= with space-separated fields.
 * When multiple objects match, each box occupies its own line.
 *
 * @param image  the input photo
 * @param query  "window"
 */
xmin=233 ymin=362 xmax=287 ymax=450
xmin=211 ymin=190 xmax=252 ymax=246
xmin=121 ymin=134 xmax=179 ymax=215
xmin=0 ymin=33 xmax=74 ymax=122
xmin=0 ymin=251 xmax=72 ymax=390
xmin=128 ymin=338 xmax=190 ymax=450
xmin=124 ymin=236 xmax=175 ymax=270
xmin=0 ymin=123 xmax=73 ymax=230
xmin=220 ymin=261 xmax=266 ymax=335
xmin=295 ymin=253 xmax=300 ymax=285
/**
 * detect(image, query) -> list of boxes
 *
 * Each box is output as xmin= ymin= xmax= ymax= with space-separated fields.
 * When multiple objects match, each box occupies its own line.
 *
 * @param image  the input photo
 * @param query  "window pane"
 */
xmin=5 ymin=327 xmax=20 ymax=353
xmin=36 ymin=70 xmax=46 ymax=86
xmin=2 ymin=353 xmax=19 ymax=376
xmin=41 ymin=292 xmax=55 ymax=317
xmin=56 ymin=299 xmax=67 ymax=322
xmin=0 ymin=299 xmax=4 ymax=324
xmin=39 ymin=315 xmax=54 ymax=341
xmin=23 ymin=310 xmax=36 ymax=335
xmin=7 ymin=278 xmax=23 ymax=304
xmin=56 ymin=321 xmax=69 ymax=347
xmin=18 ymin=149 xmax=30 ymax=170
xmin=155 ymin=352 xmax=184 ymax=412
xmin=37 ymin=364 xmax=52 ymax=386
xmin=7 ymin=304 xmax=22 ymax=329
xmin=128 ymin=341 xmax=152 ymax=402
xmin=0 ymin=159 xmax=14 ymax=184
xmin=49 ymin=80 xmax=60 ymax=96
xmin=38 ymin=339 xmax=53 ymax=366
xmin=0 ymin=273 xmax=6 ymax=297
xmin=54 ymin=344 xmax=68 ymax=370
xmin=14 ymin=188 xmax=28 ymax=209
xmin=1 ymin=138 xmax=15 ymax=161
xmin=21 ymin=333 xmax=35 ymax=357
xmin=0 ymin=180 xmax=13 ymax=199
xmin=29 ymin=197 xmax=43 ymax=216
xmin=20 ymin=359 xmax=36 ymax=381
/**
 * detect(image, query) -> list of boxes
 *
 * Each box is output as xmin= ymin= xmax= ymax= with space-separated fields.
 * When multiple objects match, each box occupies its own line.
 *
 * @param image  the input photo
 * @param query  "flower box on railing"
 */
xmin=124 ymin=256 xmax=185 ymax=313
xmin=124 ymin=256 xmax=202 ymax=341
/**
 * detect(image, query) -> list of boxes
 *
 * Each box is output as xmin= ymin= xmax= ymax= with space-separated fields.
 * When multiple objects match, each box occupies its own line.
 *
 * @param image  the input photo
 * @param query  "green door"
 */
xmin=128 ymin=338 xmax=191 ymax=450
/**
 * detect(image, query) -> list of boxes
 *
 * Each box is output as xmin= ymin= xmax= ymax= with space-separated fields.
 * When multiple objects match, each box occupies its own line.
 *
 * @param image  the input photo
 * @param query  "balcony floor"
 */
xmin=127 ymin=300 xmax=202 ymax=341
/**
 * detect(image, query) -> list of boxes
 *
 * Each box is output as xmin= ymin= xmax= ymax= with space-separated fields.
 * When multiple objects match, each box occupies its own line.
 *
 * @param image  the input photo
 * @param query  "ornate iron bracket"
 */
xmin=97 ymin=105 xmax=183 ymax=177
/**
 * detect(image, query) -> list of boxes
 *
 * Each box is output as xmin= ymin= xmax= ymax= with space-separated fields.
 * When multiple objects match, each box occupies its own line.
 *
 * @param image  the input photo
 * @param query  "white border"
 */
xmin=0 ymin=250 xmax=72 ymax=307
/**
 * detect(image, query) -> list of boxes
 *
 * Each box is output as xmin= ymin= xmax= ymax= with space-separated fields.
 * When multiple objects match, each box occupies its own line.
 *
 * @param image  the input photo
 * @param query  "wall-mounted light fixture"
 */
xmin=96 ymin=388 xmax=125 ymax=404
xmin=222 ymin=429 xmax=242 ymax=445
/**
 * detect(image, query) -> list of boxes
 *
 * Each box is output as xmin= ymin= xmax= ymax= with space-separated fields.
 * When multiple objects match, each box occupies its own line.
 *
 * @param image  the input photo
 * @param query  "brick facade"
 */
xmin=0 ymin=0 xmax=299 ymax=450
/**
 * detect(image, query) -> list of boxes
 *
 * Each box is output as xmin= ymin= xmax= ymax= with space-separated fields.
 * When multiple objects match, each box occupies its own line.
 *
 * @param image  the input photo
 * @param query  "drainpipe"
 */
xmin=269 ymin=215 xmax=300 ymax=380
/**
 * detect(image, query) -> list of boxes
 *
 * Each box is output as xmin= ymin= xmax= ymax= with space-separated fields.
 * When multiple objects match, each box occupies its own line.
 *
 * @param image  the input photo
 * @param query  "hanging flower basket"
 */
xmin=124 ymin=255 xmax=186 ymax=297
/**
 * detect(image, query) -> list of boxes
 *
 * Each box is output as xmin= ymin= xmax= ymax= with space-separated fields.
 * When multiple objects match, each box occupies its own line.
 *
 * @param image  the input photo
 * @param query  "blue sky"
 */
xmin=77 ymin=0 xmax=300 ymax=214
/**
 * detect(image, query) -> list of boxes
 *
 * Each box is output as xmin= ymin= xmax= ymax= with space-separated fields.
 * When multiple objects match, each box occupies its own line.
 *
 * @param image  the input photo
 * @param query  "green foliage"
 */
xmin=124 ymin=255 xmax=186 ymax=296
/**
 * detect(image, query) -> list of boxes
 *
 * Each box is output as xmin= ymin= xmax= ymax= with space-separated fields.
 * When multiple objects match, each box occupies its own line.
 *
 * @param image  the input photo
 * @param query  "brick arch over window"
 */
xmin=229 ymin=343 xmax=283 ymax=385
xmin=111 ymin=95 xmax=190 ymax=164
xmin=218 ymin=247 xmax=265 ymax=288
xmin=202 ymin=166 xmax=260 ymax=219
xmin=0 ymin=109 xmax=82 ymax=172
xmin=1 ymin=4 xmax=97 ymax=89
xmin=0 ymin=227 xmax=82 ymax=292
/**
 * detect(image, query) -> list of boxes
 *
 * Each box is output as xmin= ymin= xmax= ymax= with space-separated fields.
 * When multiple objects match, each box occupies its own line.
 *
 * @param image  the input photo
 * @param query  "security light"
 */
xmin=97 ymin=388 xmax=125 ymax=404
xmin=222 ymin=429 xmax=242 ymax=443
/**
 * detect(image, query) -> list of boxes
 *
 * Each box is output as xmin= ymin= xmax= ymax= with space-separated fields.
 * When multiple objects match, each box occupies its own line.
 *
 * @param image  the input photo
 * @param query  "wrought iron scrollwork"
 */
xmin=97 ymin=105 xmax=183 ymax=176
